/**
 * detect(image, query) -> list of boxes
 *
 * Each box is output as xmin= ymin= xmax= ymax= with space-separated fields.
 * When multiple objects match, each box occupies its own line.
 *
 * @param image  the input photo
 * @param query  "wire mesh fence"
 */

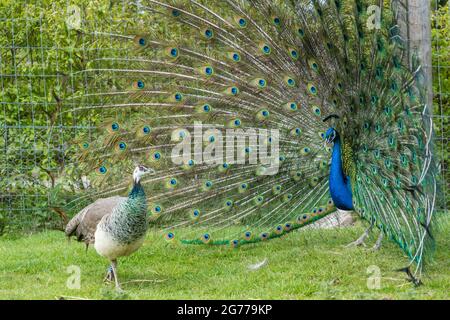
xmin=0 ymin=0 xmax=448 ymax=235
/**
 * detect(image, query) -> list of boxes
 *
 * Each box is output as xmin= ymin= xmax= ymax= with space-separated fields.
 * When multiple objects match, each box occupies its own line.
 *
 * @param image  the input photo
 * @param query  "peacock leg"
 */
xmin=371 ymin=232 xmax=384 ymax=251
xmin=103 ymin=265 xmax=115 ymax=283
xmin=110 ymin=259 xmax=122 ymax=291
xmin=346 ymin=222 xmax=373 ymax=248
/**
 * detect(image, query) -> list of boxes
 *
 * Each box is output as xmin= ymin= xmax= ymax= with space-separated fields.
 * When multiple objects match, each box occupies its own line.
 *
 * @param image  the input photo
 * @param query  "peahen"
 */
xmin=68 ymin=0 xmax=438 ymax=284
xmin=65 ymin=165 xmax=154 ymax=290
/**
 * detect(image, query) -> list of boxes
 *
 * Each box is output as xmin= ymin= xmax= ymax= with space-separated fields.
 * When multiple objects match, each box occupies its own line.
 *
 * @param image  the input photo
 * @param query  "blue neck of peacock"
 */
xmin=329 ymin=137 xmax=354 ymax=211
xmin=129 ymin=181 xmax=146 ymax=199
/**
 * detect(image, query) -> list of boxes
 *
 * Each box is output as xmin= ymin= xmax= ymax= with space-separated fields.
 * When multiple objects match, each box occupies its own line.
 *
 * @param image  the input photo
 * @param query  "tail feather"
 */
xmin=61 ymin=0 xmax=438 ymax=280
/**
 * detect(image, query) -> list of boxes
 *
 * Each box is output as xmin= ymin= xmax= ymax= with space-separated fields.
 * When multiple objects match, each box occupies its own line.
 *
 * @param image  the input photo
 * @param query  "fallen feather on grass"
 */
xmin=248 ymin=258 xmax=268 ymax=271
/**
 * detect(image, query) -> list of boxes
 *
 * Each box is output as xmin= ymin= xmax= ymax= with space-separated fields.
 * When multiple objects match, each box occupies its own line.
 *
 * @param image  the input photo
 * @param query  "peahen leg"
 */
xmin=110 ymin=259 xmax=122 ymax=291
xmin=346 ymin=222 xmax=373 ymax=248
xmin=371 ymin=232 xmax=384 ymax=251
xmin=103 ymin=265 xmax=115 ymax=283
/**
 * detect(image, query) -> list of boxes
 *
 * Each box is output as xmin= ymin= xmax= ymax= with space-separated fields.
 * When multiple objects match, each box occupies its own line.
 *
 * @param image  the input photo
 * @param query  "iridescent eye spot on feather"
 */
xmin=166 ymin=47 xmax=179 ymax=59
xmin=309 ymin=60 xmax=319 ymax=72
xmin=260 ymin=232 xmax=269 ymax=240
xmin=201 ymin=233 xmax=211 ymax=244
xmin=138 ymin=37 xmax=146 ymax=46
xmin=191 ymin=209 xmax=201 ymax=220
xmin=273 ymin=184 xmax=282 ymax=194
xmin=165 ymin=232 xmax=175 ymax=241
xmin=283 ymin=193 xmax=293 ymax=202
xmin=224 ymin=199 xmax=234 ymax=209
xmin=284 ymin=102 xmax=298 ymax=112
xmin=291 ymin=127 xmax=301 ymax=137
xmin=171 ymin=9 xmax=181 ymax=17
xmin=373 ymin=149 xmax=381 ymax=159
xmin=384 ymin=158 xmax=392 ymax=169
xmin=111 ymin=122 xmax=120 ymax=131
xmin=391 ymin=80 xmax=398 ymax=92
xmin=260 ymin=43 xmax=271 ymax=55
xmin=259 ymin=79 xmax=266 ymax=87
xmin=118 ymin=141 xmax=127 ymax=151
xmin=375 ymin=123 xmax=382 ymax=134
xmin=203 ymin=66 xmax=214 ymax=76
xmin=202 ymin=180 xmax=213 ymax=192
xmin=244 ymin=231 xmax=252 ymax=241
xmin=143 ymin=126 xmax=151 ymax=134
xmin=298 ymin=28 xmax=305 ymax=37
xmin=307 ymin=83 xmax=318 ymax=95
xmin=384 ymin=106 xmax=392 ymax=116
xmin=231 ymin=239 xmax=239 ymax=248
xmin=273 ymin=17 xmax=281 ymax=26
xmin=252 ymin=78 xmax=267 ymax=89
xmin=371 ymin=95 xmax=378 ymax=105
xmin=153 ymin=152 xmax=161 ymax=160
xmin=363 ymin=122 xmax=370 ymax=130
xmin=98 ymin=166 xmax=107 ymax=175
xmin=285 ymin=77 xmax=296 ymax=87
xmin=153 ymin=205 xmax=162 ymax=214
xmin=362 ymin=144 xmax=368 ymax=153
xmin=82 ymin=142 xmax=89 ymax=149
xmin=227 ymin=52 xmax=241 ymax=62
xmin=275 ymin=225 xmax=283 ymax=234
xmin=225 ymin=86 xmax=240 ymax=96
xmin=203 ymin=28 xmax=214 ymax=39
xmin=239 ymin=18 xmax=246 ymax=27
xmin=166 ymin=178 xmax=178 ymax=189
xmin=134 ymin=80 xmax=145 ymax=89
xmin=289 ymin=49 xmax=299 ymax=60
xmin=174 ymin=92 xmax=183 ymax=102
xmin=254 ymin=196 xmax=264 ymax=205
xmin=239 ymin=183 xmax=248 ymax=192
xmin=284 ymin=223 xmax=292 ymax=231
xmin=400 ymin=154 xmax=408 ymax=167
xmin=388 ymin=135 xmax=396 ymax=147
xmin=256 ymin=109 xmax=270 ymax=121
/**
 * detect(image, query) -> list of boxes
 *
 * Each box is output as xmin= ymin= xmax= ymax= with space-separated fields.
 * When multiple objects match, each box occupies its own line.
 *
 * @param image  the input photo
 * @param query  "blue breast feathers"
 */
xmin=329 ymin=138 xmax=354 ymax=211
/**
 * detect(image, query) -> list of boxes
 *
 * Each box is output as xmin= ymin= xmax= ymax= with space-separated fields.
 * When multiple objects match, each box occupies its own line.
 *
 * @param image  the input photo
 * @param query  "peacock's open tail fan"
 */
xmin=67 ymin=0 xmax=436 ymax=279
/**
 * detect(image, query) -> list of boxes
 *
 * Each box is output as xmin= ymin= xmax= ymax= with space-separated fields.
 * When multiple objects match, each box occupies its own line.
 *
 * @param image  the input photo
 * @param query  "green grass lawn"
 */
xmin=0 ymin=217 xmax=448 ymax=300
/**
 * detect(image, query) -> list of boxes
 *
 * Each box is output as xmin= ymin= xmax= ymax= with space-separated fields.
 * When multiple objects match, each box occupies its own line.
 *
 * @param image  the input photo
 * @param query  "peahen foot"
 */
xmin=103 ymin=265 xmax=115 ymax=283
xmin=346 ymin=224 xmax=373 ymax=248
xmin=371 ymin=232 xmax=384 ymax=251
xmin=110 ymin=259 xmax=123 ymax=291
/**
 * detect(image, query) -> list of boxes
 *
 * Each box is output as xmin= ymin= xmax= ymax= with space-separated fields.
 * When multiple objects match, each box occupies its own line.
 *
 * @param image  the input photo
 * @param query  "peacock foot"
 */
xmin=103 ymin=265 xmax=115 ymax=283
xmin=371 ymin=232 xmax=384 ymax=251
xmin=345 ymin=225 xmax=372 ymax=248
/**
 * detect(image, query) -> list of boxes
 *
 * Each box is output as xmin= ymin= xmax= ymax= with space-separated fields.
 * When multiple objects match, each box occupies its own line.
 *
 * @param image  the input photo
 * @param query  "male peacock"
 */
xmin=67 ymin=0 xmax=437 ymax=284
xmin=65 ymin=165 xmax=154 ymax=290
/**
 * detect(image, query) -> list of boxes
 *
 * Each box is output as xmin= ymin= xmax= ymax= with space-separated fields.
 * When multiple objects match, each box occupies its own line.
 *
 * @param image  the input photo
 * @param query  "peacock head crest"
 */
xmin=133 ymin=165 xmax=155 ymax=183
xmin=323 ymin=114 xmax=340 ymax=144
